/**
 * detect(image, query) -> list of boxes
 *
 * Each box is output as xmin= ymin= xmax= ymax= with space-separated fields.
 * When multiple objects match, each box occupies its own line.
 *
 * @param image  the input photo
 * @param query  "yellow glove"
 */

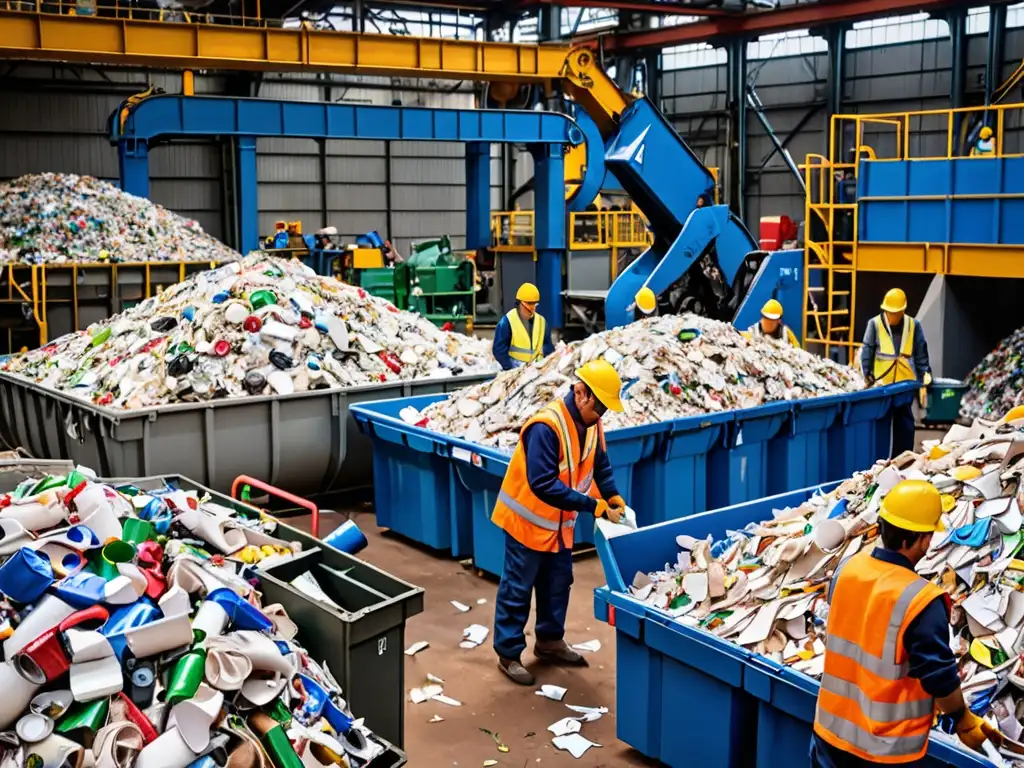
xmin=594 ymin=499 xmax=622 ymax=524
xmin=608 ymin=495 xmax=627 ymax=514
xmin=956 ymin=711 xmax=1002 ymax=751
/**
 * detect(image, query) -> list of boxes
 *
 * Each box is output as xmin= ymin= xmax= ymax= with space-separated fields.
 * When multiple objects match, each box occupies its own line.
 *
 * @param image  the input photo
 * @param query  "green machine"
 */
xmin=359 ymin=236 xmax=476 ymax=330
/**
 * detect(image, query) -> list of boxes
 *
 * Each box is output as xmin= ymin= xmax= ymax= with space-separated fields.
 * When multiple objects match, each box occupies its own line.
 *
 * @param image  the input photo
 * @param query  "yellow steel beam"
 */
xmin=856 ymin=242 xmax=1024 ymax=279
xmin=0 ymin=11 xmax=570 ymax=81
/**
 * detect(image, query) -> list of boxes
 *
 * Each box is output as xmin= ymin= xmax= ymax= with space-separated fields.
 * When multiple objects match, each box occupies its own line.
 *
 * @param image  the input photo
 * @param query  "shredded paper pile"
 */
xmin=962 ymin=327 xmax=1024 ymax=421
xmin=0 ymin=173 xmax=240 ymax=265
xmin=629 ymin=413 xmax=1024 ymax=759
xmin=408 ymin=314 xmax=864 ymax=451
xmin=2 ymin=254 xmax=496 ymax=408
xmin=0 ymin=466 xmax=388 ymax=767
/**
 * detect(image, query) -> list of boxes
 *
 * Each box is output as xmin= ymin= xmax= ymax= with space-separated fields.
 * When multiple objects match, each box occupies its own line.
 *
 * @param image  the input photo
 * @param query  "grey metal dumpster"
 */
xmin=0 ymin=370 xmax=493 ymax=496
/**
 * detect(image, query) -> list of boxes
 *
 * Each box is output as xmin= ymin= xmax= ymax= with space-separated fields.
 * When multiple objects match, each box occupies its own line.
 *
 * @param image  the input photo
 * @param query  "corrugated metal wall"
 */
xmin=661 ymin=29 xmax=1024 ymax=229
xmin=0 ymin=67 xmax=490 ymax=253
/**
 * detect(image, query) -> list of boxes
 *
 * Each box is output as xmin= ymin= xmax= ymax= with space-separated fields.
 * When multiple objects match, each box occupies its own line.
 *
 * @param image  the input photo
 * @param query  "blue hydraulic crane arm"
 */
xmin=110 ymin=94 xmax=586 ymax=147
xmin=602 ymin=97 xmax=761 ymax=328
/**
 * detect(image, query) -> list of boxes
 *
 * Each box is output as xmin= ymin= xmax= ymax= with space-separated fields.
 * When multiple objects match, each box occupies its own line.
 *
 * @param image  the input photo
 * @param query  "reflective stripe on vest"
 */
xmin=507 ymin=309 xmax=546 ymax=363
xmin=815 ymin=710 xmax=929 ymax=760
xmin=873 ymin=315 xmax=916 ymax=385
xmin=814 ymin=552 xmax=941 ymax=763
xmin=495 ymin=490 xmax=577 ymax=531
xmin=490 ymin=399 xmax=598 ymax=552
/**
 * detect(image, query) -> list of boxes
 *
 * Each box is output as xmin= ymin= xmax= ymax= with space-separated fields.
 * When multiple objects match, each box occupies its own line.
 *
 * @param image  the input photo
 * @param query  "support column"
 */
xmin=725 ymin=39 xmax=748 ymax=222
xmin=825 ymin=25 xmax=845 ymax=119
xmin=538 ymin=5 xmax=559 ymax=42
xmin=236 ymin=136 xmax=258 ymax=255
xmin=465 ymin=142 xmax=492 ymax=251
xmin=531 ymin=142 xmax=565 ymax=328
xmin=950 ymin=7 xmax=968 ymax=110
xmin=987 ymin=3 xmax=1007 ymax=104
xmin=118 ymin=140 xmax=150 ymax=199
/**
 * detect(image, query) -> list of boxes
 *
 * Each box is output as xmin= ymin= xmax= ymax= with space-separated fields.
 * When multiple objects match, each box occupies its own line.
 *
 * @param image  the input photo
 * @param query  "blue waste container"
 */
xmin=768 ymin=395 xmax=844 ymax=496
xmin=708 ymin=400 xmax=791 ymax=510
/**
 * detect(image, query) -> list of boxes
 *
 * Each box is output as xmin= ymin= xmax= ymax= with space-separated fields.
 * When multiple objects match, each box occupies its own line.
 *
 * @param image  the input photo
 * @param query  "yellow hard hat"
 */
xmin=879 ymin=479 xmax=945 ymax=533
xmin=635 ymin=287 xmax=657 ymax=315
xmin=980 ymin=126 xmax=994 ymax=140
xmin=880 ymin=288 xmax=907 ymax=313
xmin=1004 ymin=405 xmax=1024 ymax=423
xmin=516 ymin=283 xmax=540 ymax=303
xmin=761 ymin=298 xmax=783 ymax=320
xmin=575 ymin=359 xmax=624 ymax=413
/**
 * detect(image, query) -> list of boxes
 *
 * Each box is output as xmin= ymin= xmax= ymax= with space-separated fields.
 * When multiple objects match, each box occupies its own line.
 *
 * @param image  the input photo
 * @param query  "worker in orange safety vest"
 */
xmin=491 ymin=359 xmax=627 ymax=685
xmin=811 ymin=480 xmax=1001 ymax=766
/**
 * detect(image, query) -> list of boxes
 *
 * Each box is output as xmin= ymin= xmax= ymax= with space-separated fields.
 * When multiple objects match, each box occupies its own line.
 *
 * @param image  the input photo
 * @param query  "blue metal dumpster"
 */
xmin=593 ymin=484 xmax=995 ymax=768
xmin=351 ymin=395 xmax=661 ymax=574
xmin=352 ymin=382 xmax=918 ymax=576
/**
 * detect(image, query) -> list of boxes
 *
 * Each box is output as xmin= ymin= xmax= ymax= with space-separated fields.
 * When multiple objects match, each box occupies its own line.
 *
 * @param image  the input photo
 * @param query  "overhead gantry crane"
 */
xmin=4 ymin=11 xmax=795 ymax=334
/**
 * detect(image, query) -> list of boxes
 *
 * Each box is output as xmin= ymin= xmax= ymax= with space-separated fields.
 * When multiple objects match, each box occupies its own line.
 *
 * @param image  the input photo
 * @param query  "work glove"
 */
xmin=919 ymin=371 xmax=933 ymax=408
xmin=594 ymin=499 xmax=622 ymax=525
xmin=608 ymin=495 xmax=627 ymax=515
xmin=956 ymin=710 xmax=1003 ymax=751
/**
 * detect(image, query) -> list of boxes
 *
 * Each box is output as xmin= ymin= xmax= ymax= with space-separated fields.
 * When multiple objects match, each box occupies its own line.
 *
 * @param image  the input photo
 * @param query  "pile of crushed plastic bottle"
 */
xmin=1 ymin=255 xmax=497 ymax=408
xmin=410 ymin=314 xmax=865 ymax=451
xmin=962 ymin=327 xmax=1024 ymax=421
xmin=0 ymin=173 xmax=240 ymax=265
xmin=0 ymin=465 xmax=389 ymax=767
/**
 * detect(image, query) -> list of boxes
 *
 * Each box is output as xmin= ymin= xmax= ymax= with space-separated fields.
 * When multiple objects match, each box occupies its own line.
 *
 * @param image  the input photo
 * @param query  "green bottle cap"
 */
xmin=249 ymin=289 xmax=278 ymax=311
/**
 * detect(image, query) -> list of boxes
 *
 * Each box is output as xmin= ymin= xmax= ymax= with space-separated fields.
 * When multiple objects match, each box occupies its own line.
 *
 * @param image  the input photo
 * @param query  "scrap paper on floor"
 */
xmin=552 ymin=733 xmax=602 ymax=759
xmin=536 ymin=685 xmax=567 ymax=701
xmin=459 ymin=624 xmax=489 ymax=649
xmin=548 ymin=717 xmax=582 ymax=737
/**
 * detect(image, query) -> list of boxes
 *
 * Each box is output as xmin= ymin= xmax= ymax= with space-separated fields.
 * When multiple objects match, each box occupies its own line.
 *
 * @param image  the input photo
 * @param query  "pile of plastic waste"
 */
xmin=1 ymin=255 xmax=497 ymax=408
xmin=0 ymin=173 xmax=240 ymax=265
xmin=961 ymin=327 xmax=1024 ymax=421
xmin=407 ymin=314 xmax=864 ymax=451
xmin=630 ymin=410 xmax=1024 ymax=757
xmin=0 ymin=467 xmax=388 ymax=767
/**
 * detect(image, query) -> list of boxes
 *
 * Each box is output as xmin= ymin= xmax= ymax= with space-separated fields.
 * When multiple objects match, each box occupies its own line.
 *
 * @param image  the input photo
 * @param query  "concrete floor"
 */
xmin=291 ymin=503 xmax=657 ymax=768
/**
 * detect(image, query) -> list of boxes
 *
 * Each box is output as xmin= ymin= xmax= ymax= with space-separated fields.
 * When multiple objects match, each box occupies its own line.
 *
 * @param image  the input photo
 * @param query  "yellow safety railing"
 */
xmin=830 ymin=102 xmax=1024 ymax=164
xmin=802 ymin=153 xmax=857 ymax=361
xmin=0 ymin=260 xmax=219 ymax=351
xmin=490 ymin=212 xmax=535 ymax=253
xmin=2 ymin=0 xmax=263 ymax=24
xmin=804 ymin=101 xmax=1024 ymax=363
xmin=568 ymin=210 xmax=651 ymax=251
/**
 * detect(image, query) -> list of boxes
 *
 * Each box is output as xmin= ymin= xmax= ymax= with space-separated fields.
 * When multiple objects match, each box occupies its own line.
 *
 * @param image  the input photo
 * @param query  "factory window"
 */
xmin=967 ymin=6 xmax=989 ymax=35
xmin=655 ymin=15 xmax=699 ymax=27
xmin=748 ymin=29 xmax=828 ymax=60
xmin=846 ymin=12 xmax=949 ymax=48
xmin=1009 ymin=2 xmax=1024 ymax=28
xmin=561 ymin=8 xmax=618 ymax=35
xmin=662 ymin=43 xmax=726 ymax=71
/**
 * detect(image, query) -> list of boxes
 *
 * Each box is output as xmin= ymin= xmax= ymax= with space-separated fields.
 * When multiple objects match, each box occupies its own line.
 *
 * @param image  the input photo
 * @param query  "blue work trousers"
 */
xmin=493 ymin=531 xmax=573 ymax=661
xmin=891 ymin=401 xmax=916 ymax=457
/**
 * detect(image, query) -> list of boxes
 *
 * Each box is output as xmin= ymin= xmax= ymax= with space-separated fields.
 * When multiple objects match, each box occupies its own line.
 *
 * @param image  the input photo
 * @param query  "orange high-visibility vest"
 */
xmin=491 ymin=399 xmax=603 ymax=552
xmin=872 ymin=315 xmax=917 ymax=385
xmin=814 ymin=550 xmax=949 ymax=764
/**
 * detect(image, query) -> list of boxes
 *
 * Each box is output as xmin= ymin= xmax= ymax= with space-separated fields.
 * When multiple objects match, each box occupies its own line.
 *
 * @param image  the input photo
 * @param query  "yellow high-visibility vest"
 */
xmin=873 ymin=314 xmax=916 ymax=385
xmin=507 ymin=309 xmax=546 ymax=364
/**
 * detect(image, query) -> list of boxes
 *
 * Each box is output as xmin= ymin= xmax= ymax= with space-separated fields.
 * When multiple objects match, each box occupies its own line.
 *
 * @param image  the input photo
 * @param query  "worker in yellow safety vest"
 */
xmin=812 ymin=480 xmax=1001 ymax=766
xmin=746 ymin=299 xmax=799 ymax=346
xmin=492 ymin=282 xmax=554 ymax=370
xmin=491 ymin=360 xmax=627 ymax=685
xmin=970 ymin=125 xmax=995 ymax=157
xmin=859 ymin=288 xmax=932 ymax=457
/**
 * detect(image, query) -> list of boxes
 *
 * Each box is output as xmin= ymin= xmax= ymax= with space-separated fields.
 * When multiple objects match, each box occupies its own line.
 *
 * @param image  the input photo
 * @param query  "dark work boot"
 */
xmin=497 ymin=657 xmax=535 ymax=686
xmin=534 ymin=640 xmax=589 ymax=667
